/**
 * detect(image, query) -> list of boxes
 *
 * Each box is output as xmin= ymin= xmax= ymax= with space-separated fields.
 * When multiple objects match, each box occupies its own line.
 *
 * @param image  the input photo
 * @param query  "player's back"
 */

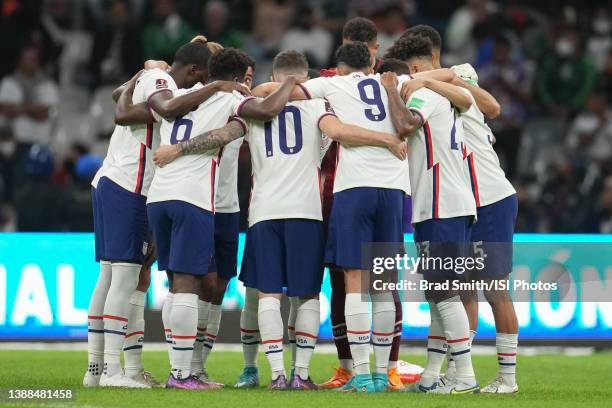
xmin=407 ymin=87 xmax=475 ymax=223
xmin=461 ymin=99 xmax=515 ymax=207
xmin=302 ymin=72 xmax=410 ymax=194
xmin=147 ymin=87 xmax=245 ymax=212
xmin=246 ymin=99 xmax=330 ymax=227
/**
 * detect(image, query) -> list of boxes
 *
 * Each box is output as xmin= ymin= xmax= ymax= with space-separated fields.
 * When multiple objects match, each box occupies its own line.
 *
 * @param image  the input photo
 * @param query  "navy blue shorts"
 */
xmin=147 ymin=200 xmax=214 ymax=276
xmin=414 ymin=216 xmax=473 ymax=278
xmin=92 ymin=177 xmax=149 ymax=264
xmin=325 ymin=187 xmax=404 ymax=269
xmin=240 ymin=219 xmax=324 ymax=297
xmin=208 ymin=212 xmax=240 ymax=280
xmin=470 ymin=194 xmax=518 ymax=278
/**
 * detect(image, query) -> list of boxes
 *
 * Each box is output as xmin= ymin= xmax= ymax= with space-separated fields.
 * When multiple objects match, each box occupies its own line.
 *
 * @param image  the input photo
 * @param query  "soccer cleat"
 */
xmin=99 ymin=371 xmax=151 ymax=388
xmin=337 ymin=374 xmax=376 ymax=393
xmin=403 ymin=379 xmax=442 ymax=393
xmin=194 ymin=370 xmax=224 ymax=388
xmin=127 ymin=371 xmax=164 ymax=388
xmin=83 ymin=371 xmax=101 ymax=387
xmin=267 ymin=375 xmax=289 ymax=390
xmin=318 ymin=367 xmax=352 ymax=389
xmin=166 ymin=374 xmax=219 ymax=390
xmin=480 ymin=377 xmax=519 ymax=394
xmin=372 ymin=373 xmax=388 ymax=392
xmin=429 ymin=379 xmax=480 ymax=394
xmin=235 ymin=367 xmax=259 ymax=388
xmin=387 ymin=368 xmax=405 ymax=391
xmin=290 ymin=375 xmax=319 ymax=390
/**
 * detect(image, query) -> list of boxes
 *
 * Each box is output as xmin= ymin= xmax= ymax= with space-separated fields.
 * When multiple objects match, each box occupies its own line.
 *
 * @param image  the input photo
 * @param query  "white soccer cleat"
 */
xmin=99 ymin=371 xmax=151 ymax=388
xmin=127 ymin=370 xmax=164 ymax=388
xmin=429 ymin=379 xmax=480 ymax=394
xmin=480 ymin=377 xmax=518 ymax=394
xmin=83 ymin=372 xmax=101 ymax=387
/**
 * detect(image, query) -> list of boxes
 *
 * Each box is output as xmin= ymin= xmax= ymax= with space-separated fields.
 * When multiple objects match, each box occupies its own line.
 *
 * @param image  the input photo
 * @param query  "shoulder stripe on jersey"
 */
xmin=298 ymin=83 xmax=312 ymax=99
xmin=134 ymin=144 xmax=146 ymax=195
xmin=467 ymin=153 xmax=481 ymax=207
xmin=409 ymin=108 xmax=433 ymax=169
xmin=432 ymin=163 xmax=440 ymax=219
xmin=316 ymin=112 xmax=336 ymax=129
xmin=236 ymin=96 xmax=257 ymax=117
xmin=146 ymin=88 xmax=172 ymax=121
xmin=228 ymin=115 xmax=248 ymax=135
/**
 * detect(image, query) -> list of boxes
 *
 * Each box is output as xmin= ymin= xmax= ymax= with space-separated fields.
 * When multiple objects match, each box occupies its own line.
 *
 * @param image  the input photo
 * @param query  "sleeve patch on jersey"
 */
xmin=409 ymin=97 xmax=425 ymax=109
xmin=155 ymin=79 xmax=168 ymax=89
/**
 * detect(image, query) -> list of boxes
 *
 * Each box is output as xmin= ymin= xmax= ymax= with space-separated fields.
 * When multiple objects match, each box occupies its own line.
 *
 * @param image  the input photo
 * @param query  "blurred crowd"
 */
xmin=0 ymin=0 xmax=611 ymax=233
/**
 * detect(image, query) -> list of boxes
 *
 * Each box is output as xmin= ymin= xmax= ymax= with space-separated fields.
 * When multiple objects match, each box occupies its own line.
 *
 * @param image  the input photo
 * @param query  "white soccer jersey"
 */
xmin=406 ymin=87 xmax=476 ymax=223
xmin=301 ymin=72 xmax=411 ymax=194
xmin=91 ymin=125 xmax=149 ymax=195
xmin=214 ymin=137 xmax=243 ymax=213
xmin=460 ymin=90 xmax=516 ymax=207
xmin=147 ymin=87 xmax=247 ymax=212
xmin=244 ymin=99 xmax=334 ymax=227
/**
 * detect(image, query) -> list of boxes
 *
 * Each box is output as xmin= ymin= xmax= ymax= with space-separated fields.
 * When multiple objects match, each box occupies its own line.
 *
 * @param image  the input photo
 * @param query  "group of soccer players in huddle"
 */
xmin=83 ymin=16 xmax=519 ymax=394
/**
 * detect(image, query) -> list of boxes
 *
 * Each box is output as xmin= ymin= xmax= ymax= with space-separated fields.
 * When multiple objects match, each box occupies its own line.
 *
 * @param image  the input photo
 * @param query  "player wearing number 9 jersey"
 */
xmin=381 ymin=35 xmax=479 ymax=395
xmin=146 ymin=48 xmax=303 ymax=389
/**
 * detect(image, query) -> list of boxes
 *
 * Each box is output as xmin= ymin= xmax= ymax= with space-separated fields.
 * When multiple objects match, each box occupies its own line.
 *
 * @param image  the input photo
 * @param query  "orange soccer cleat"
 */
xmin=387 ymin=368 xmax=405 ymax=391
xmin=318 ymin=367 xmax=353 ymax=389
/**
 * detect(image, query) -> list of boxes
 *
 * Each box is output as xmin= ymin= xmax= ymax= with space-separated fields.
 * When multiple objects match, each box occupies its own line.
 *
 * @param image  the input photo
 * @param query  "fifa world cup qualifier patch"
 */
xmin=155 ymin=79 xmax=168 ymax=89
xmin=409 ymin=97 xmax=425 ymax=109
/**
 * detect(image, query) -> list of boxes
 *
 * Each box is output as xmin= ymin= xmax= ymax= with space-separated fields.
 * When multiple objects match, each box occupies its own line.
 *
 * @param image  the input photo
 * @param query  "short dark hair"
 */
xmin=384 ymin=36 xmax=433 ymax=62
xmin=377 ymin=58 xmax=410 ymax=75
xmin=173 ymin=41 xmax=212 ymax=68
xmin=208 ymin=48 xmax=255 ymax=81
xmin=342 ymin=17 xmax=378 ymax=43
xmin=401 ymin=25 xmax=442 ymax=50
xmin=273 ymin=50 xmax=309 ymax=75
xmin=335 ymin=42 xmax=371 ymax=71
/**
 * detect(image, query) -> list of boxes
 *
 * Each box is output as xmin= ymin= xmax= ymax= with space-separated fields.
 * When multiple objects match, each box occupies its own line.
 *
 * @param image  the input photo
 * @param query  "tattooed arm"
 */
xmin=153 ymin=120 xmax=246 ymax=167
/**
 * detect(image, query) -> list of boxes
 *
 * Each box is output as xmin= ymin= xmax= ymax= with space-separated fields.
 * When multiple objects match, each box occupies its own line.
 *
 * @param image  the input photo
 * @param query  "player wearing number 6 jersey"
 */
xmin=380 ymin=35 xmax=479 ymax=394
xmin=147 ymin=48 xmax=302 ymax=390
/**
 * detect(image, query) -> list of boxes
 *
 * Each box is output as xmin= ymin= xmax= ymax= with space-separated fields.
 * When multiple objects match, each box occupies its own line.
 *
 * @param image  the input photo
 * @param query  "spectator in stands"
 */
xmin=142 ymin=0 xmax=195 ymax=62
xmin=280 ymin=4 xmax=333 ymax=67
xmin=60 ymin=153 xmax=102 ymax=231
xmin=445 ymin=0 xmax=497 ymax=65
xmin=567 ymin=92 xmax=612 ymax=164
xmin=372 ymin=3 xmax=407 ymax=56
xmin=534 ymin=28 xmax=598 ymax=117
xmin=479 ymin=34 xmax=532 ymax=179
xmin=586 ymin=8 xmax=611 ymax=72
xmin=88 ymin=0 xmax=142 ymax=89
xmin=200 ymin=0 xmax=244 ymax=49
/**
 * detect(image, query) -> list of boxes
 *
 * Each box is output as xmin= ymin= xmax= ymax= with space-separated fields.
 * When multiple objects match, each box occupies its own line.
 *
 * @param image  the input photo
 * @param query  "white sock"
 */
xmin=87 ymin=261 xmax=111 ymax=378
xmin=162 ymin=292 xmax=174 ymax=366
xmin=191 ymin=300 xmax=210 ymax=374
xmin=124 ymin=290 xmax=146 ymax=377
xmin=497 ymin=332 xmax=518 ymax=386
xmin=202 ymin=303 xmax=222 ymax=367
xmin=339 ymin=359 xmax=353 ymax=372
xmin=258 ymin=297 xmax=285 ymax=380
xmin=240 ymin=288 xmax=260 ymax=369
xmin=294 ymin=298 xmax=320 ymax=380
xmin=389 ymin=360 xmax=397 ymax=369
xmin=170 ymin=293 xmax=198 ymax=380
xmin=345 ymin=293 xmax=371 ymax=376
xmin=371 ymin=293 xmax=395 ymax=374
xmin=421 ymin=301 xmax=446 ymax=386
xmin=103 ymin=263 xmax=140 ymax=377
xmin=438 ymin=296 xmax=476 ymax=385
xmin=288 ymin=296 xmax=299 ymax=370
xmin=446 ymin=328 xmax=474 ymax=376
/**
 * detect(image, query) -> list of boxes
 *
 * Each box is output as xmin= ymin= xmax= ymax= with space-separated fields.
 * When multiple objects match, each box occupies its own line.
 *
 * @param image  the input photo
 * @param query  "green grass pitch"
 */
xmin=1 ymin=350 xmax=611 ymax=407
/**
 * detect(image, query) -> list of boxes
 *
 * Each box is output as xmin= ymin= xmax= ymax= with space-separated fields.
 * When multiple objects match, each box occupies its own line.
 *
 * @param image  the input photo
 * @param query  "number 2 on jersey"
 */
xmin=264 ymin=106 xmax=303 ymax=157
xmin=170 ymin=118 xmax=193 ymax=145
xmin=358 ymin=78 xmax=386 ymax=121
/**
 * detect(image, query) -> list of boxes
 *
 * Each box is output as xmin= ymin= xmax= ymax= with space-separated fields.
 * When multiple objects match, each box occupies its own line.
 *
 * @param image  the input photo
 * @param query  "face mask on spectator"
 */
xmin=555 ymin=39 xmax=575 ymax=57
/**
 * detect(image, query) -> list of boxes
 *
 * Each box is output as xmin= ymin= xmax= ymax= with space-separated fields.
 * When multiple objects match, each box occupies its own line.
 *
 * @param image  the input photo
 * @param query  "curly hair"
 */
xmin=335 ymin=42 xmax=371 ymax=71
xmin=384 ymin=35 xmax=433 ymax=62
xmin=342 ymin=17 xmax=377 ymax=43
xmin=208 ymin=48 xmax=256 ymax=81
xmin=173 ymin=41 xmax=213 ymax=69
xmin=400 ymin=25 xmax=442 ymax=50
xmin=377 ymin=58 xmax=410 ymax=75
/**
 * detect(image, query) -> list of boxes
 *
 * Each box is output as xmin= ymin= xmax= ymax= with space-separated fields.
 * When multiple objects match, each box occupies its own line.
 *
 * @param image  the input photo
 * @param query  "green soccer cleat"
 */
xmin=337 ymin=374 xmax=376 ymax=393
xmin=235 ymin=367 xmax=259 ymax=388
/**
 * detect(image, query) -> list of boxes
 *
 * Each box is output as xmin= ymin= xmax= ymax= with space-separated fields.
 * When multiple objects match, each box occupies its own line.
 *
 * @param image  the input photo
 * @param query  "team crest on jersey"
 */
xmin=155 ymin=79 xmax=168 ymax=89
